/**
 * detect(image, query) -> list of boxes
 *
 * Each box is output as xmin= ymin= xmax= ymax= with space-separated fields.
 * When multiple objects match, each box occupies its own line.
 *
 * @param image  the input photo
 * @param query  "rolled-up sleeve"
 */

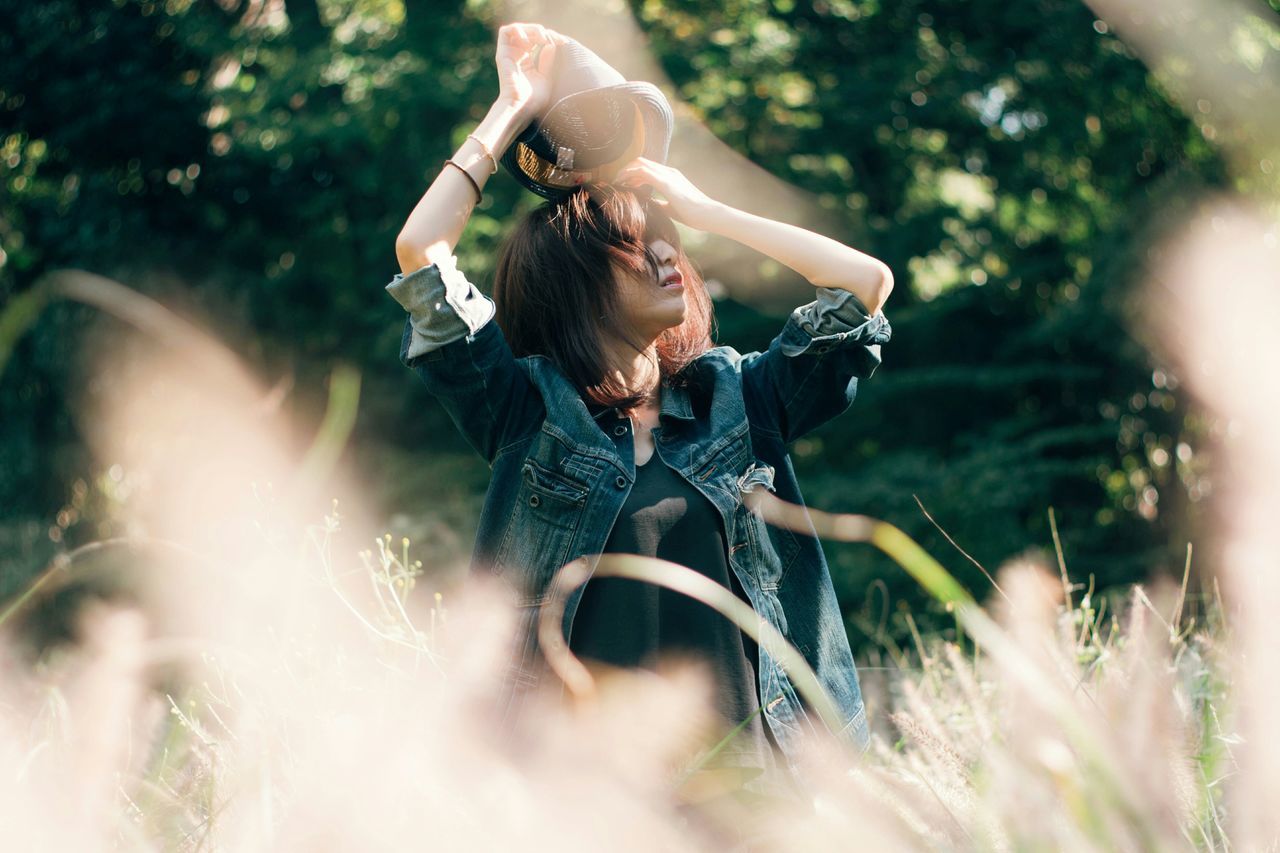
xmin=385 ymin=252 xmax=497 ymax=361
xmin=782 ymin=287 xmax=892 ymax=358
xmin=738 ymin=286 xmax=893 ymax=444
xmin=384 ymin=252 xmax=541 ymax=465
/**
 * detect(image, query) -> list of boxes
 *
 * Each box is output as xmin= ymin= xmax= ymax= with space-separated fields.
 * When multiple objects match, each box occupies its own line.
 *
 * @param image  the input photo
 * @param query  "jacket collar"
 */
xmin=585 ymin=378 xmax=696 ymax=423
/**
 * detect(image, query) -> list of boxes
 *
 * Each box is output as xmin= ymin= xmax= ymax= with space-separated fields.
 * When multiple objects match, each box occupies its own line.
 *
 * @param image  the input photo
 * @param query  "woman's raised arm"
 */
xmin=393 ymin=98 xmax=525 ymax=275
xmin=385 ymin=23 xmax=569 ymax=465
xmin=395 ymin=22 xmax=565 ymax=272
xmin=612 ymin=157 xmax=894 ymax=444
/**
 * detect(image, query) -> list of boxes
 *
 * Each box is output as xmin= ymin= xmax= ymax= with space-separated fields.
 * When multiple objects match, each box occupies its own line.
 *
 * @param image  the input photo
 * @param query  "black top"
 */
xmin=568 ymin=449 xmax=781 ymax=781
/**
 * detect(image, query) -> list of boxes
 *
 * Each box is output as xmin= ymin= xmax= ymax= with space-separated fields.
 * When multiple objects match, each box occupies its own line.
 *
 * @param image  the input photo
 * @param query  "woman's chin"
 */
xmin=663 ymin=308 xmax=688 ymax=330
xmin=634 ymin=303 xmax=687 ymax=336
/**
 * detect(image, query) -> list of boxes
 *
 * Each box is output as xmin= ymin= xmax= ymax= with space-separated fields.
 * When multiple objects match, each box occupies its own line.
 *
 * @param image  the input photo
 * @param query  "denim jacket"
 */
xmin=385 ymin=252 xmax=892 ymax=768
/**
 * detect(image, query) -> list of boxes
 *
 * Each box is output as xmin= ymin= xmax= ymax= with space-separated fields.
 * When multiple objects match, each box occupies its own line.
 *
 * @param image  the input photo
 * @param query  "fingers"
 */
xmin=536 ymin=38 xmax=556 ymax=75
xmin=499 ymin=22 xmax=558 ymax=71
xmin=499 ymin=22 xmax=533 ymax=55
xmin=528 ymin=23 xmax=554 ymax=67
xmin=502 ymin=21 xmax=557 ymax=47
xmin=533 ymin=24 xmax=569 ymax=45
xmin=615 ymin=158 xmax=666 ymax=187
xmin=619 ymin=156 xmax=664 ymax=177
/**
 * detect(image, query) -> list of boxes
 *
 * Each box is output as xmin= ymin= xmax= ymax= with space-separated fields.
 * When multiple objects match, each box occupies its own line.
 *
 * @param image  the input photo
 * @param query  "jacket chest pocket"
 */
xmin=495 ymin=459 xmax=591 ymax=603
xmin=690 ymin=429 xmax=752 ymax=500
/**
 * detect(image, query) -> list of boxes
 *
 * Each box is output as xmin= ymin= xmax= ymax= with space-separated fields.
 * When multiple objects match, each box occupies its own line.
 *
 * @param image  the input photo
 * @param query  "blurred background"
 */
xmin=2 ymin=0 xmax=1276 ymax=654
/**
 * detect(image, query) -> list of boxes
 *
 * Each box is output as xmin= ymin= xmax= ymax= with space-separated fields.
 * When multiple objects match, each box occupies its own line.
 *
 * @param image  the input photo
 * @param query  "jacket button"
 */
xmin=529 ymin=494 xmax=540 ymax=507
xmin=615 ymin=475 xmax=627 ymax=488
xmin=613 ymin=425 xmax=627 ymax=436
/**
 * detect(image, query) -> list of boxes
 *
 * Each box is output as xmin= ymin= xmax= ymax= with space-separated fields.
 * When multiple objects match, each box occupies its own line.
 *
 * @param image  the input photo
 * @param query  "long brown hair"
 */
xmin=492 ymin=183 xmax=716 ymax=412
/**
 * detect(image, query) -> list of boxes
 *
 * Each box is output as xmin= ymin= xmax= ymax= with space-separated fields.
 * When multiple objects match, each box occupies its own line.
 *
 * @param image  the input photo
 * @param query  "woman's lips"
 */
xmin=661 ymin=273 xmax=684 ymax=290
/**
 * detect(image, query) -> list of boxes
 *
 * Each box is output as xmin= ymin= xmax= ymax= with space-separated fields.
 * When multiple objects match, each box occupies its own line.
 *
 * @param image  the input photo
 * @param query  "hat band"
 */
xmin=514 ymin=100 xmax=649 ymax=190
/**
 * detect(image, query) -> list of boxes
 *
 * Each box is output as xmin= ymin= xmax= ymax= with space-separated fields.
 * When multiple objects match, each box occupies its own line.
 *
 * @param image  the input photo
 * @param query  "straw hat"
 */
xmin=500 ymin=34 xmax=674 ymax=200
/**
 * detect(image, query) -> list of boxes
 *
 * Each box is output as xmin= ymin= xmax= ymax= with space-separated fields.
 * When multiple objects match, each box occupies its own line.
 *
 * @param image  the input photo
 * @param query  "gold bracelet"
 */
xmin=443 ymin=159 xmax=483 ymax=205
xmin=465 ymin=133 xmax=498 ymax=175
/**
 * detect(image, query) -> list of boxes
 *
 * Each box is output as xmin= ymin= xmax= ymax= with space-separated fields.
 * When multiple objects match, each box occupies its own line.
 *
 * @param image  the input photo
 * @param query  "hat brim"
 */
xmin=500 ymin=82 xmax=674 ymax=201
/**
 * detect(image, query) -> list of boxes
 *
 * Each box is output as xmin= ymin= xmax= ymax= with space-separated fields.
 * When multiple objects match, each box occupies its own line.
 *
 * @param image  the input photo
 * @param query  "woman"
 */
xmin=387 ymin=23 xmax=894 ymax=803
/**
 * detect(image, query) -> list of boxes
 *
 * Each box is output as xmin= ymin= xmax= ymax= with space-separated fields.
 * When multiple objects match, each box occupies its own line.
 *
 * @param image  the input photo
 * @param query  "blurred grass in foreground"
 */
xmin=0 ymin=479 xmax=1239 ymax=850
xmin=0 ymin=256 xmax=1254 ymax=847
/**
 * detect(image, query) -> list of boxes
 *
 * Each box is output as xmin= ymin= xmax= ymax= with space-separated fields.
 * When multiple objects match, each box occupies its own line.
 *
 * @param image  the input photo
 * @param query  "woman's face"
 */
xmin=611 ymin=238 xmax=687 ymax=341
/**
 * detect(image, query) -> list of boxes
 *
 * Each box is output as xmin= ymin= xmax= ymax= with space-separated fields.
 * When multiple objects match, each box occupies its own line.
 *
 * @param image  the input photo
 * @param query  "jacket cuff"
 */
xmin=779 ymin=287 xmax=892 ymax=357
xmin=385 ymin=253 xmax=497 ymax=360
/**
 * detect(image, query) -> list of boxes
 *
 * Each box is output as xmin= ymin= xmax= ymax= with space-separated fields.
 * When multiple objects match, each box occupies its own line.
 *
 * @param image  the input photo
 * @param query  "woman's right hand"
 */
xmin=495 ymin=22 xmax=563 ymax=122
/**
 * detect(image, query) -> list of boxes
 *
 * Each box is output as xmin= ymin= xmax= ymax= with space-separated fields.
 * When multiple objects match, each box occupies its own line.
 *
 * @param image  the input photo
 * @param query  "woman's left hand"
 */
xmin=612 ymin=157 xmax=720 ymax=230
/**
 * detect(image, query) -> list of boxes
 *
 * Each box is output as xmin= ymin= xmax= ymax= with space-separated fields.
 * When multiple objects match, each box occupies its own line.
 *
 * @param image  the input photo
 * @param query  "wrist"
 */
xmin=479 ymin=98 xmax=534 ymax=151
